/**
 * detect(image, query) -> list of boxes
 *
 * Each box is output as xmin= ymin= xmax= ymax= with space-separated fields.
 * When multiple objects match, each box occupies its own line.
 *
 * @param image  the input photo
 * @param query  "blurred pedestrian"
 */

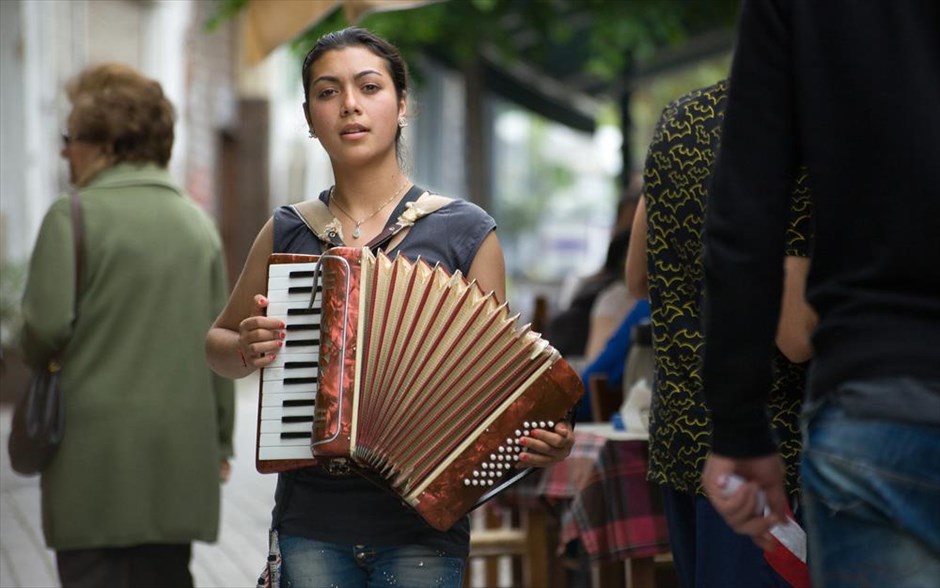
xmin=583 ymin=184 xmax=643 ymax=361
xmin=635 ymin=79 xmax=815 ymax=588
xmin=547 ymin=227 xmax=632 ymax=360
xmin=20 ymin=62 xmax=235 ymax=588
xmin=205 ymin=27 xmax=573 ymax=588
xmin=700 ymin=2 xmax=940 ymax=587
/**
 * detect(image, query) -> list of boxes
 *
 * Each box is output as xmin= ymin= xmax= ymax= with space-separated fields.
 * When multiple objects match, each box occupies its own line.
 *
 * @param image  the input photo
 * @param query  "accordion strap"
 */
xmin=291 ymin=191 xmax=453 ymax=251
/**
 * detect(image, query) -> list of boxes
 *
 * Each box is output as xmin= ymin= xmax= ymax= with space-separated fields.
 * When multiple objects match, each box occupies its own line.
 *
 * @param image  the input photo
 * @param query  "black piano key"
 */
xmin=287 ymin=308 xmax=321 ymax=316
xmin=283 ymin=399 xmax=316 ymax=407
xmin=288 ymin=286 xmax=324 ymax=294
xmin=281 ymin=415 xmax=314 ymax=423
xmin=284 ymin=377 xmax=317 ymax=385
xmin=288 ymin=271 xmax=320 ymax=279
xmin=285 ymin=361 xmax=318 ymax=369
xmin=280 ymin=432 xmax=312 ymax=439
xmin=286 ymin=339 xmax=319 ymax=347
xmin=286 ymin=323 xmax=318 ymax=331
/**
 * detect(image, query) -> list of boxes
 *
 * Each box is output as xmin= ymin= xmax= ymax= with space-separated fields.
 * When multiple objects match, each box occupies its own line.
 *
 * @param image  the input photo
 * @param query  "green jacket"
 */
xmin=21 ymin=163 xmax=235 ymax=550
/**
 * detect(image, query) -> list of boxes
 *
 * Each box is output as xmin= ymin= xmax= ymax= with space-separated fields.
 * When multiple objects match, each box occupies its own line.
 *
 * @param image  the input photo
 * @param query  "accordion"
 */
xmin=256 ymin=247 xmax=583 ymax=530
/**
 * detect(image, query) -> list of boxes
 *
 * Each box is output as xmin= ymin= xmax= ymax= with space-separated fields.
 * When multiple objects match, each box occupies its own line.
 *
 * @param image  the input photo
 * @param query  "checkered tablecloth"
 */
xmin=526 ymin=428 xmax=670 ymax=562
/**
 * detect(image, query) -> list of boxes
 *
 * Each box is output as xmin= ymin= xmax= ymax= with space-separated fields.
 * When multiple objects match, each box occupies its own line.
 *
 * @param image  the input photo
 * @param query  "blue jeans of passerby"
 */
xmin=279 ymin=535 xmax=465 ymax=588
xmin=801 ymin=390 xmax=940 ymax=588
xmin=660 ymin=486 xmax=791 ymax=588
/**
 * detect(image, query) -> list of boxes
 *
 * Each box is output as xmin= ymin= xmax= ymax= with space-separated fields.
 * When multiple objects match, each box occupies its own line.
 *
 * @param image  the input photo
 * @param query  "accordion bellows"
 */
xmin=257 ymin=247 xmax=583 ymax=531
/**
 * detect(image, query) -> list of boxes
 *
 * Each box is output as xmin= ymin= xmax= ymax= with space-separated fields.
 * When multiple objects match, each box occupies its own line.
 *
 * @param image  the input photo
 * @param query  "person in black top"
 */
xmin=206 ymin=27 xmax=574 ymax=588
xmin=700 ymin=2 xmax=940 ymax=587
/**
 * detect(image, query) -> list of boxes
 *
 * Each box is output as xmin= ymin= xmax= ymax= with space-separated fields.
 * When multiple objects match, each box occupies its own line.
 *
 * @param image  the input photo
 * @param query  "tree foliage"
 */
xmin=210 ymin=0 xmax=739 ymax=92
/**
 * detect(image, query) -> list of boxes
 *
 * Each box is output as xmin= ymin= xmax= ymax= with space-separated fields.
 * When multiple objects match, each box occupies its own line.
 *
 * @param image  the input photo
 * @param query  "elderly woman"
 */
xmin=20 ymin=63 xmax=234 ymax=588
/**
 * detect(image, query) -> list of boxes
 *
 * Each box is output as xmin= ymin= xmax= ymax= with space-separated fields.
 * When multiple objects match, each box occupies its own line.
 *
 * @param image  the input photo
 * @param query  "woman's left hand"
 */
xmin=518 ymin=422 xmax=574 ymax=467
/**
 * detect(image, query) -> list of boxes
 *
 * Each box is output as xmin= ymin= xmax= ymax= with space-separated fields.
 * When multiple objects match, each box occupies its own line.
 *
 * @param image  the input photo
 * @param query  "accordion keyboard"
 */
xmin=257 ymin=262 xmax=322 ymax=462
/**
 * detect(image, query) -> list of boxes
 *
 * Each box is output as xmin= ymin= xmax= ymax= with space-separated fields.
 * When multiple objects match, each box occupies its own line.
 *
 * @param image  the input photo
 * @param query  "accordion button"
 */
xmin=523 ymin=430 xmax=530 ymax=436
xmin=490 ymin=453 xmax=497 ymax=460
xmin=507 ymin=438 xmax=514 ymax=445
xmin=464 ymin=479 xmax=471 ymax=486
xmin=539 ymin=421 xmax=547 ymax=428
xmin=548 ymin=421 xmax=555 ymax=428
xmin=473 ymin=470 xmax=480 ymax=477
xmin=515 ymin=430 xmax=522 ymax=437
xmin=481 ymin=462 xmax=488 ymax=469
xmin=523 ymin=421 xmax=531 ymax=428
xmin=498 ymin=447 xmax=505 ymax=453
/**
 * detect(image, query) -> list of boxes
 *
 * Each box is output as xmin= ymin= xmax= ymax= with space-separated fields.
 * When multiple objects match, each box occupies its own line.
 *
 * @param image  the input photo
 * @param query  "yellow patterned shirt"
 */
xmin=644 ymin=80 xmax=812 ymax=496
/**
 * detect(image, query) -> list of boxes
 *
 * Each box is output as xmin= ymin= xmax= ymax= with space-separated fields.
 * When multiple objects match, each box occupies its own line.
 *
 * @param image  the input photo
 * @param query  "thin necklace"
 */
xmin=329 ymin=178 xmax=411 ymax=240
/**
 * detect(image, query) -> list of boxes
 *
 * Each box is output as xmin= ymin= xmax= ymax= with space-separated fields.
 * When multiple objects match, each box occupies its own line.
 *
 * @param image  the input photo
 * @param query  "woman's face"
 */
xmin=61 ymin=114 xmax=110 ymax=186
xmin=304 ymin=46 xmax=405 ymax=167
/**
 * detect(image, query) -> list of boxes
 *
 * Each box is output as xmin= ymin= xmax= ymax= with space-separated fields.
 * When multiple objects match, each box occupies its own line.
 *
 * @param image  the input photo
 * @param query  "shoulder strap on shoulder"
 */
xmin=290 ymin=200 xmax=344 ymax=247
xmin=407 ymin=192 xmax=454 ymax=218
xmin=366 ymin=191 xmax=454 ymax=251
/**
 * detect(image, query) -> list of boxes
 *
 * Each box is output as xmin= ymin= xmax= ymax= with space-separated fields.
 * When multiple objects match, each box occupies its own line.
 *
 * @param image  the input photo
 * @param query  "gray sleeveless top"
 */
xmin=271 ymin=185 xmax=496 ymax=556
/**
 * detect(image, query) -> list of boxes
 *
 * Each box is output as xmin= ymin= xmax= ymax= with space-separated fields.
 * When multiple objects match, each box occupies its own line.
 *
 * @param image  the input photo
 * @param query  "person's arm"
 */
xmin=775 ymin=255 xmax=816 ymax=363
xmin=466 ymin=230 xmax=506 ymax=303
xmin=584 ymin=285 xmax=633 ymax=361
xmin=20 ymin=199 xmax=75 ymax=367
xmin=702 ymin=0 xmax=795 ymax=458
xmin=701 ymin=0 xmax=797 ymax=544
xmin=625 ymin=195 xmax=648 ymax=299
xmin=206 ymin=218 xmax=284 ymax=379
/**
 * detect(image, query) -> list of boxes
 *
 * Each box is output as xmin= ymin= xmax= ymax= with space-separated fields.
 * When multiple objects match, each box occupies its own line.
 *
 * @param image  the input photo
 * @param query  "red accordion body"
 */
xmin=257 ymin=247 xmax=583 ymax=530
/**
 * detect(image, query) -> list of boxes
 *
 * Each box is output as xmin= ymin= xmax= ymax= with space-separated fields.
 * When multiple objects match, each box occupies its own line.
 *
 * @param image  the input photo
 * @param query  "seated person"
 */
xmin=576 ymin=298 xmax=651 ymax=422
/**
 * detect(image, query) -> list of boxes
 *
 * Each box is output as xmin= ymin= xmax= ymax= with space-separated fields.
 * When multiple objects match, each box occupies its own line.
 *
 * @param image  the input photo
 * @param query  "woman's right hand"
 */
xmin=237 ymin=294 xmax=285 ymax=368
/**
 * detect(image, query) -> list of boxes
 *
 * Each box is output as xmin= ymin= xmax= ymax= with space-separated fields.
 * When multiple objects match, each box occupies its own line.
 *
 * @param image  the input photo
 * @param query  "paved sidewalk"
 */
xmin=0 ymin=373 xmax=276 ymax=588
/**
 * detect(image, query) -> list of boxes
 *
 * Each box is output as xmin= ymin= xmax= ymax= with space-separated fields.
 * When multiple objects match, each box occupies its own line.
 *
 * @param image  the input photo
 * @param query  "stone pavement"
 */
xmin=0 ymin=373 xmax=276 ymax=588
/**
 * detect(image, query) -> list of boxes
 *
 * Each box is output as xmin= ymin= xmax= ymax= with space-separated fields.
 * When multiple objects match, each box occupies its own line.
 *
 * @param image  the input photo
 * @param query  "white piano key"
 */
xmin=283 ymin=330 xmax=320 ymax=346
xmin=268 ymin=275 xmax=323 ymax=290
xmin=260 ymin=390 xmax=317 ymax=407
xmin=262 ymin=366 xmax=318 ymax=381
xmin=259 ymin=433 xmax=311 ymax=447
xmin=261 ymin=380 xmax=319 ymax=398
xmin=258 ymin=445 xmax=314 ymax=461
xmin=260 ymin=420 xmax=312 ymax=434
xmin=268 ymin=288 xmax=322 ymax=304
xmin=261 ymin=405 xmax=315 ymax=421
xmin=268 ymin=352 xmax=319 ymax=368
xmin=267 ymin=302 xmax=323 ymax=322
xmin=268 ymin=263 xmax=320 ymax=278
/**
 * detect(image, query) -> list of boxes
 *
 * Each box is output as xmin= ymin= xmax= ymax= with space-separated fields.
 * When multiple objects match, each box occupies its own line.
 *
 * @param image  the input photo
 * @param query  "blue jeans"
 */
xmin=278 ymin=535 xmax=465 ymax=588
xmin=660 ymin=486 xmax=791 ymax=588
xmin=801 ymin=394 xmax=940 ymax=588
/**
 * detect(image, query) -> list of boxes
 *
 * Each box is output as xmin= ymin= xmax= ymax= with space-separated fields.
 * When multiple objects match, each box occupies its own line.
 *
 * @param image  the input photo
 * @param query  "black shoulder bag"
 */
xmin=8 ymin=189 xmax=83 ymax=475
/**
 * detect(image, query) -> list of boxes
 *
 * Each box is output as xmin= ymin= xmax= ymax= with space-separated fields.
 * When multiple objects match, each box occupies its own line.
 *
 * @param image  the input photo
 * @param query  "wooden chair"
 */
xmin=589 ymin=373 xmax=624 ymax=422
xmin=463 ymin=502 xmax=553 ymax=587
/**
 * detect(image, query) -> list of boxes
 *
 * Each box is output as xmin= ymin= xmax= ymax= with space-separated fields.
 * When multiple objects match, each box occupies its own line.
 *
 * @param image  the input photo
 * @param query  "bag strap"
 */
xmin=50 ymin=189 xmax=84 ymax=368
xmin=290 ymin=191 xmax=454 ymax=251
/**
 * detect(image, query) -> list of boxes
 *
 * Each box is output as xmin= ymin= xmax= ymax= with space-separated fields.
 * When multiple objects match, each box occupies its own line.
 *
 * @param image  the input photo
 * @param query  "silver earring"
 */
xmin=398 ymin=117 xmax=407 ymax=129
xmin=308 ymin=129 xmax=316 ymax=139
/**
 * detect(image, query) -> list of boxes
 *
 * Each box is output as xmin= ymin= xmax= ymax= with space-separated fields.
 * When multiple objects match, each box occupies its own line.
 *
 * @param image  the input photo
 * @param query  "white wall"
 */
xmin=0 ymin=0 xmax=211 ymax=264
